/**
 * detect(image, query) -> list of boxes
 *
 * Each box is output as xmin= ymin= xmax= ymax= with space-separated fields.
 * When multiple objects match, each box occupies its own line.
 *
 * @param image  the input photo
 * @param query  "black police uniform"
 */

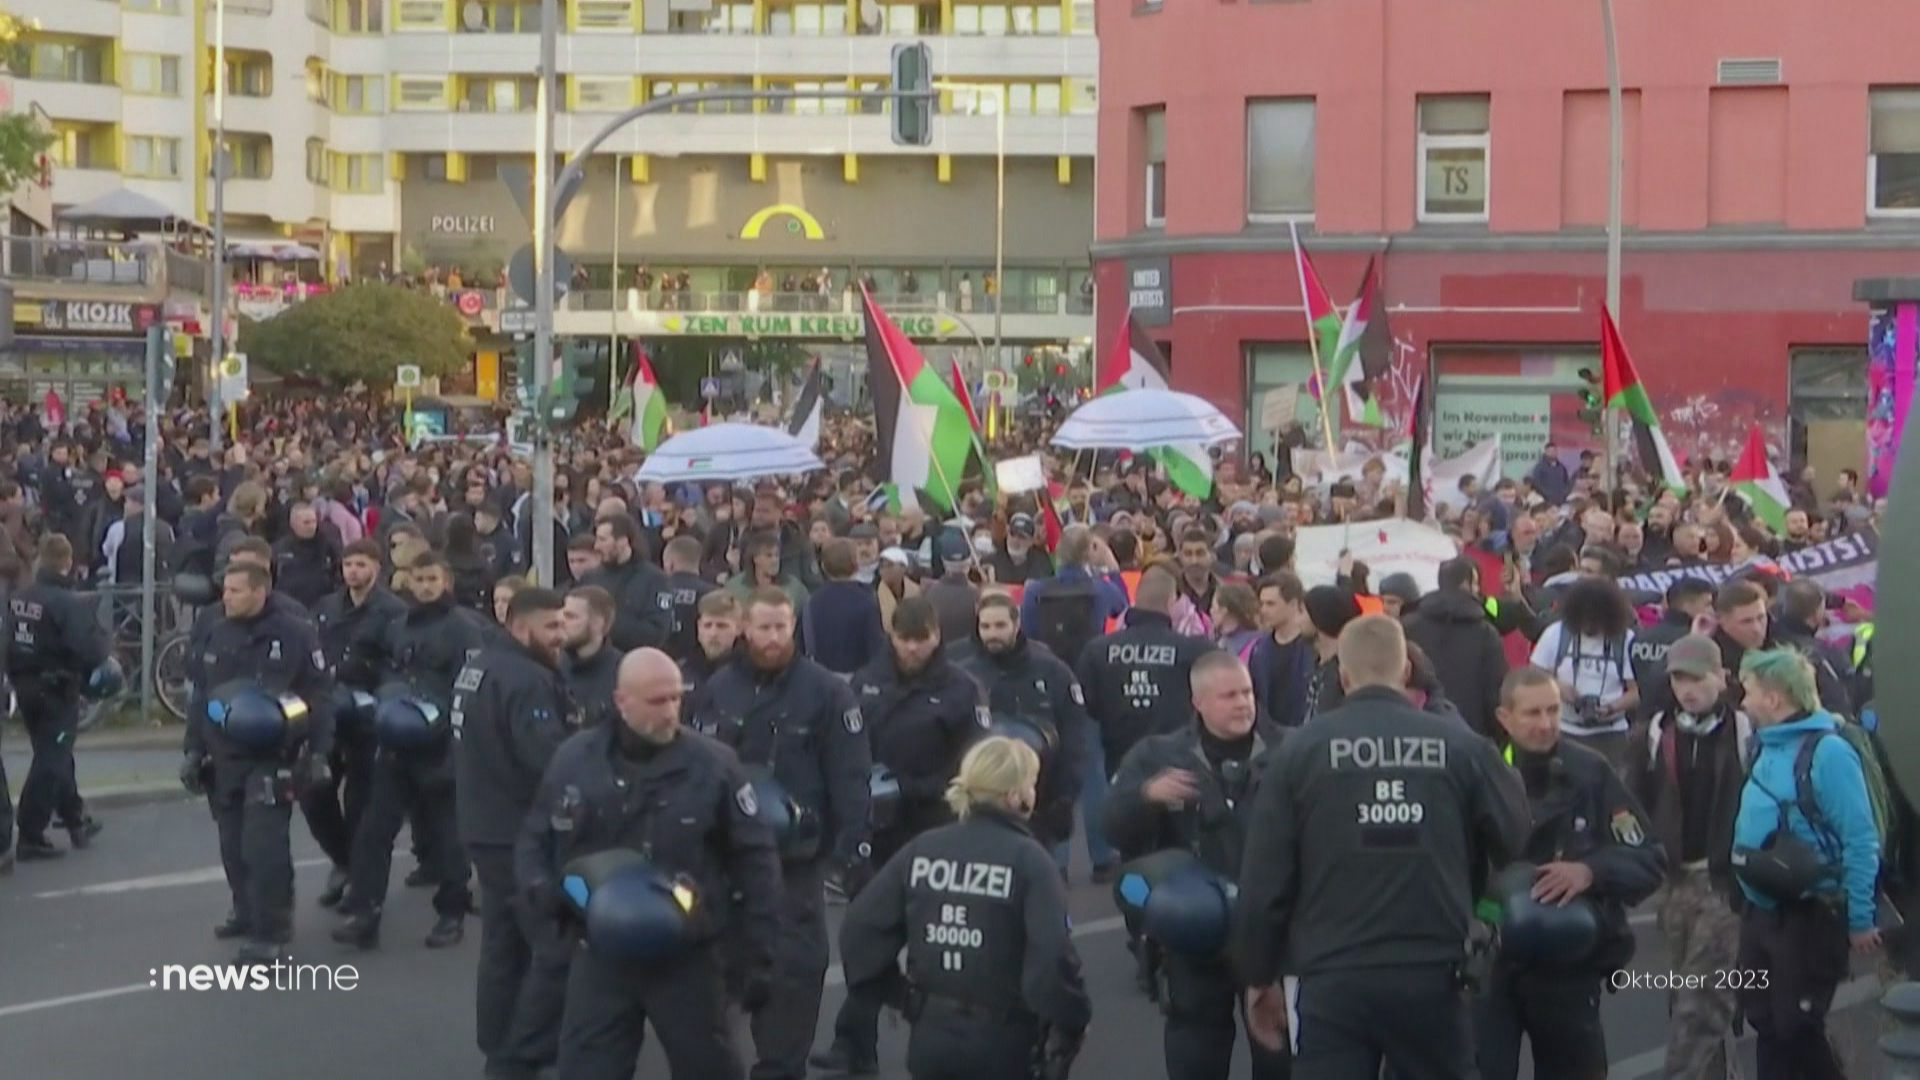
xmin=1231 ymin=685 xmax=1531 ymax=1079
xmin=185 ymin=599 xmax=334 ymax=953
xmin=453 ymin=633 xmax=577 ymax=1079
xmin=515 ymin=723 xmax=782 ymax=1080
xmin=0 ymin=580 xmax=15 ymax=864
xmin=564 ymin=643 xmax=624 ymax=729
xmin=582 ymin=551 xmax=673 ymax=653
xmin=1106 ymin=720 xmax=1291 ymax=1080
xmin=661 ymin=569 xmax=718 ymax=663
xmin=823 ymin=645 xmax=989 ymax=1069
xmin=690 ymin=652 xmax=872 ymax=1080
xmin=8 ymin=568 xmax=110 ymax=850
xmin=1472 ymin=739 xmax=1663 ymax=1080
xmin=679 ymin=645 xmax=736 ymax=725
xmin=838 ymin=805 xmax=1092 ymax=1080
xmin=1075 ymin=609 xmax=1217 ymax=774
xmin=950 ymin=635 xmax=1090 ymax=849
xmin=340 ymin=594 xmax=481 ymax=937
xmin=311 ymin=585 xmax=407 ymax=883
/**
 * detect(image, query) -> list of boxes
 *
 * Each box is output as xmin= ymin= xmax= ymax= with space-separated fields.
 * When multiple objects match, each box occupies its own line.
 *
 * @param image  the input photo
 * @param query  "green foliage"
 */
xmin=239 ymin=283 xmax=471 ymax=387
xmin=0 ymin=14 xmax=55 ymax=196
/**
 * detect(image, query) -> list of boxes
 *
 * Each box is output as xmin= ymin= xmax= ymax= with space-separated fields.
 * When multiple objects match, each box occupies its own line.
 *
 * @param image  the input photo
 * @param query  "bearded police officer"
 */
xmin=1232 ymin=615 xmax=1530 ymax=1077
xmin=182 ymin=561 xmax=335 ymax=962
xmin=517 ymin=649 xmax=781 ymax=1080
xmin=951 ymin=593 xmax=1090 ymax=858
xmin=9 ymin=534 xmax=111 ymax=859
xmin=454 ymin=586 xmax=577 ymax=1080
xmin=689 ymin=587 xmax=872 ymax=1080
xmin=814 ymin=595 xmax=988 ymax=1076
xmin=1474 ymin=666 xmax=1664 ymax=1080
xmin=1106 ymin=652 xmax=1290 ymax=1080
xmin=839 ymin=736 xmax=1091 ymax=1080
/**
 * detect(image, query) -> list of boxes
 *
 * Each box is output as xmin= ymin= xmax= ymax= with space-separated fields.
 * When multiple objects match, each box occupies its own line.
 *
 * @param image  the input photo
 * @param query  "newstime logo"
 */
xmin=151 ymin=959 xmax=361 ymax=992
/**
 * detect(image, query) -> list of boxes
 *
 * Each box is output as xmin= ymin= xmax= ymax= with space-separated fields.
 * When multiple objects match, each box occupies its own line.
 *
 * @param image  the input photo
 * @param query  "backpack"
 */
xmin=1031 ymin=578 xmax=1103 ymax=670
xmin=1784 ymin=725 xmax=1894 ymax=869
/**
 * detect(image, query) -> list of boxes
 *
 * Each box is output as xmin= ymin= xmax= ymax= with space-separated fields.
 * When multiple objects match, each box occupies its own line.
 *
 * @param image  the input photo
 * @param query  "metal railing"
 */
xmin=79 ymin=582 xmax=196 ymax=724
xmin=3 ymin=236 xmax=164 ymax=289
xmin=554 ymin=288 xmax=1092 ymax=316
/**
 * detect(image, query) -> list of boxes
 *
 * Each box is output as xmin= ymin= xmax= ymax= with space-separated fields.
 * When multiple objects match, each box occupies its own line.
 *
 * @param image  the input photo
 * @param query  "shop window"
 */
xmin=1417 ymin=94 xmax=1490 ymax=223
xmin=1245 ymin=343 xmax=1326 ymax=452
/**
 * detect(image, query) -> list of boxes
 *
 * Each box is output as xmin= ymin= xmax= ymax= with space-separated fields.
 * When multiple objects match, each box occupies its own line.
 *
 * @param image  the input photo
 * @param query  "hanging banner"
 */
xmin=1613 ymin=528 xmax=1879 ymax=596
xmin=1294 ymin=519 xmax=1459 ymax=595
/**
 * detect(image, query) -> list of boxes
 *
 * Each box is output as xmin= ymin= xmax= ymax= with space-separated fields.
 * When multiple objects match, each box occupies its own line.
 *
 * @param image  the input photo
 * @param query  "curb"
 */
xmin=80 ymin=783 xmax=194 ymax=810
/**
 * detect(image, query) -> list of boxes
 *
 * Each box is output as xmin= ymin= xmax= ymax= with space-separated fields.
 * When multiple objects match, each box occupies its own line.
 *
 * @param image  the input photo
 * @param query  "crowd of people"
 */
xmin=0 ymin=389 xmax=1903 ymax=1080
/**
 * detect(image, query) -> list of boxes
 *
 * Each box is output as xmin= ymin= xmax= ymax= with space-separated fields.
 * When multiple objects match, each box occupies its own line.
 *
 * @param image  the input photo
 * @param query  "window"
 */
xmin=765 ymin=2 xmax=845 ymax=35
xmin=331 ymin=152 xmax=383 ymax=193
xmin=461 ymin=0 xmax=541 ymax=32
xmin=1142 ymin=106 xmax=1166 ymax=226
xmin=573 ymin=76 xmax=632 ymax=110
xmin=125 ymin=135 xmax=183 ymax=179
xmin=21 ymin=40 xmax=109 ymax=84
xmin=574 ymin=0 xmax=630 ymax=30
xmin=951 ymin=2 xmax=1057 ymax=34
xmin=766 ymin=80 xmax=846 ymax=115
xmin=1246 ymin=98 xmax=1314 ymax=220
xmin=331 ymin=75 xmax=386 ymax=113
xmin=649 ymin=79 xmax=752 ymax=114
xmin=1417 ymin=94 xmax=1490 ymax=222
xmin=1245 ymin=344 xmax=1326 ymax=449
xmin=1070 ymin=0 xmax=1092 ymax=33
xmin=1869 ymin=88 xmax=1920 ymax=215
xmin=421 ymin=153 xmax=449 ymax=180
xmin=223 ymin=56 xmax=273 ymax=98
xmin=305 ymin=138 xmax=327 ymax=185
xmin=668 ymin=3 xmax=754 ymax=32
xmin=394 ymin=0 xmax=446 ymax=28
xmin=224 ymin=135 xmax=272 ymax=180
xmin=395 ymin=76 xmax=451 ymax=111
xmin=464 ymin=76 xmax=538 ymax=113
xmin=123 ymin=54 xmax=182 ymax=96
xmin=948 ymin=83 xmax=1062 ymax=116
xmin=50 ymin=122 xmax=114 ymax=169
xmin=332 ymin=0 xmax=383 ymax=31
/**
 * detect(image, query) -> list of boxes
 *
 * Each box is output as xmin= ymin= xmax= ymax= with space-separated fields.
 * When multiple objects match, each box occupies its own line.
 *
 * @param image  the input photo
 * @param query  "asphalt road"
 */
xmin=0 ymin=796 xmax=1898 ymax=1080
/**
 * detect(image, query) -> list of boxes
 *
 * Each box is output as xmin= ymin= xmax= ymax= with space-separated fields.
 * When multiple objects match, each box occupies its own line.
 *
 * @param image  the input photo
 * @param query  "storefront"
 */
xmin=4 ymin=300 xmax=159 ymax=406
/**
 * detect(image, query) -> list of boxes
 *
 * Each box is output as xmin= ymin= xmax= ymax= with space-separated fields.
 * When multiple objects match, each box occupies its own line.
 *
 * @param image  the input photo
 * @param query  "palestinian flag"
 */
xmin=861 ymin=286 xmax=975 ymax=512
xmin=1332 ymin=257 xmax=1387 ymax=427
xmin=1731 ymin=423 xmax=1790 ymax=532
xmin=1094 ymin=311 xmax=1214 ymax=498
xmin=1041 ymin=479 xmax=1067 ymax=552
xmin=1288 ymin=223 xmax=1346 ymax=406
xmin=1404 ymin=375 xmax=1430 ymax=520
xmin=948 ymin=359 xmax=997 ymax=497
xmin=788 ymin=359 xmax=824 ymax=447
xmin=1600 ymin=305 xmax=1686 ymax=493
xmin=609 ymin=343 xmax=669 ymax=451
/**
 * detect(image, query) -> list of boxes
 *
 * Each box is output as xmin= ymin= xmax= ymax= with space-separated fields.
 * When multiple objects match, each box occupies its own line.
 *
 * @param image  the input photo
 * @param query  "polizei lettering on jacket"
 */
xmin=1329 ymin=736 xmax=1448 ymax=771
xmin=1107 ymin=642 xmax=1177 ymax=666
xmin=908 ymin=856 xmax=1014 ymax=900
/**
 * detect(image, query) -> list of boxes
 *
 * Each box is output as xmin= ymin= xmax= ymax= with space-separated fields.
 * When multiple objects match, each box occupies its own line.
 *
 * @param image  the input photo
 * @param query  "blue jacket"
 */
xmin=801 ymin=579 xmax=887 ymax=676
xmin=1732 ymin=712 xmax=1881 ymax=930
xmin=1018 ymin=565 xmax=1129 ymax=630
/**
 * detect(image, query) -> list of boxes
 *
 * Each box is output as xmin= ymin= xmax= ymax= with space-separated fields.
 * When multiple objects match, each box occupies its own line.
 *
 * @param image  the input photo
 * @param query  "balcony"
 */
xmin=545 ymin=287 xmax=1092 ymax=342
xmin=0 ymin=237 xmax=215 ymax=304
xmin=385 ymin=108 xmax=1091 ymax=156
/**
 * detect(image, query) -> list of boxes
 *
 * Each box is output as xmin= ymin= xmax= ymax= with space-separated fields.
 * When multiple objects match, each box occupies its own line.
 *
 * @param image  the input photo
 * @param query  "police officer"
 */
xmin=583 ymin=514 xmax=673 ymax=652
xmin=688 ymin=586 xmax=871 ymax=1080
xmin=181 ymin=561 xmax=335 ymax=961
xmin=813 ymin=595 xmax=988 ymax=1076
xmin=8 ymin=534 xmax=110 ymax=859
xmin=1473 ymin=665 xmax=1664 ymax=1080
xmin=1106 ymin=652 xmax=1289 ymax=1080
xmin=333 ymin=551 xmax=479 ymax=950
xmin=517 ymin=649 xmax=782 ymax=1080
xmin=662 ymin=534 xmax=718 ymax=663
xmin=453 ymin=585 xmax=576 ymax=1080
xmin=311 ymin=537 xmax=407 ymax=907
xmin=838 ymin=735 xmax=1091 ymax=1080
xmin=680 ymin=590 xmax=741 ymax=724
xmin=1231 ymin=614 xmax=1530 ymax=1077
xmin=0 ymin=556 xmax=14 ymax=875
xmin=950 ymin=592 xmax=1090 ymax=855
xmin=561 ymin=586 xmax=623 ymax=728
xmin=1078 ymin=569 xmax=1216 ymax=774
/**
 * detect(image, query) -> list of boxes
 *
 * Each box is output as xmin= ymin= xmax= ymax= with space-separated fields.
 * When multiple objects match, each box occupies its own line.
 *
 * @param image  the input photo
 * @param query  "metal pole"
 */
xmin=207 ymin=0 xmax=227 ymax=453
xmin=992 ymin=87 xmax=1005 ymax=366
xmin=140 ymin=326 xmax=161 ymax=723
xmin=1602 ymin=0 xmax=1623 ymax=488
xmin=609 ymin=154 xmax=621 ymax=414
xmin=529 ymin=0 xmax=558 ymax=586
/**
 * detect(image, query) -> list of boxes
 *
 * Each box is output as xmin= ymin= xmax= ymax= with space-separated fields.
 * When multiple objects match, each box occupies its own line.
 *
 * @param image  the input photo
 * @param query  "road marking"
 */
xmin=1606 ymin=973 xmax=1882 ymax=1079
xmin=33 ymin=858 xmax=332 ymax=900
xmin=0 ymin=984 xmax=153 ymax=1020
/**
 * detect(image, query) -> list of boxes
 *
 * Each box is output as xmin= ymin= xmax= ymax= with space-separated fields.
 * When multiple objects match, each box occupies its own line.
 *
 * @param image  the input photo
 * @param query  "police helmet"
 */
xmin=373 ymin=682 xmax=449 ymax=750
xmin=867 ymin=765 xmax=901 ymax=832
xmin=1141 ymin=864 xmax=1238 ymax=957
xmin=1491 ymin=863 xmax=1602 ymax=968
xmin=742 ymin=766 xmax=821 ymax=861
xmin=1112 ymin=849 xmax=1206 ymax=931
xmin=206 ymin=682 xmax=308 ymax=751
xmin=173 ymin=572 xmax=218 ymax=608
xmin=84 ymin=658 xmax=125 ymax=700
xmin=988 ymin=713 xmax=1057 ymax=759
xmin=561 ymin=849 xmax=697 ymax=964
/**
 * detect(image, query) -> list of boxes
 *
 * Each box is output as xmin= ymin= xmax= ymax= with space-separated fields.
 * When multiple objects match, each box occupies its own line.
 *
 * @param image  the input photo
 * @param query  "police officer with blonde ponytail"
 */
xmin=838 ymin=736 xmax=1092 ymax=1080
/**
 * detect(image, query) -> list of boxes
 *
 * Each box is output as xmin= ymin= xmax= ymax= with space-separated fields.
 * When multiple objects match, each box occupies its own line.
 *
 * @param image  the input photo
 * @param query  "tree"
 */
xmin=239 ymin=283 xmax=472 ymax=387
xmin=0 ymin=14 xmax=56 ymax=195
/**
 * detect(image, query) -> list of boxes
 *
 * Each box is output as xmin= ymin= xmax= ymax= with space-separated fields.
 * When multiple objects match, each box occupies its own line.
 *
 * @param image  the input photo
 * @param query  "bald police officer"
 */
xmin=1232 ymin=614 xmax=1530 ymax=1079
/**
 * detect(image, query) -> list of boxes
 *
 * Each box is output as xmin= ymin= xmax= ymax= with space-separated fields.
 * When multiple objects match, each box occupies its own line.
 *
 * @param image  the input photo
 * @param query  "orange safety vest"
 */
xmin=1355 ymin=594 xmax=1385 ymax=616
xmin=1111 ymin=570 xmax=1144 ymax=631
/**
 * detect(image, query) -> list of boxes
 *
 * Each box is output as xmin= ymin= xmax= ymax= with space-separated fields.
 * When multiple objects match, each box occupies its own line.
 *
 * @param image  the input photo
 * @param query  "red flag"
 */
xmin=1041 ymin=480 xmax=1067 ymax=553
xmin=949 ymin=359 xmax=982 ymax=433
xmin=43 ymin=389 xmax=64 ymax=430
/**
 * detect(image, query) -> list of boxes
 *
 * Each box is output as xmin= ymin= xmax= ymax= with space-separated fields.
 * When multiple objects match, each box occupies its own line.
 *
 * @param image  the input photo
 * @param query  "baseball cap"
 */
xmin=935 ymin=528 xmax=971 ymax=564
xmin=880 ymin=547 xmax=911 ymax=567
xmin=1665 ymin=634 xmax=1723 ymax=678
xmin=1008 ymin=513 xmax=1036 ymax=538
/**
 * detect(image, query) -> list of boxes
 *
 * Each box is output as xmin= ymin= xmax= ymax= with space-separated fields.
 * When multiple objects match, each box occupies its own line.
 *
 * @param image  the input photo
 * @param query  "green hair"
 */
xmin=1739 ymin=647 xmax=1819 ymax=713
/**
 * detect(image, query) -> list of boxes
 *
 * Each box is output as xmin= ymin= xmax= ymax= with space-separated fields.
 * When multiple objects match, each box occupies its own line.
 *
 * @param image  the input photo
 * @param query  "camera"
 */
xmin=1575 ymin=695 xmax=1605 ymax=726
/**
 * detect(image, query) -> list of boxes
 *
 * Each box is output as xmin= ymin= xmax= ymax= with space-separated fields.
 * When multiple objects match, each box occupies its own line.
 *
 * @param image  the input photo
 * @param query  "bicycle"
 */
xmin=76 ymin=583 xmax=197 ymax=730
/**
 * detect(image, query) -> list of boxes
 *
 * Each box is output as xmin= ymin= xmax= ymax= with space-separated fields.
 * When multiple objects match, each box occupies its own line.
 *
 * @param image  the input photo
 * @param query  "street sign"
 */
xmin=396 ymin=364 xmax=422 ymax=389
xmin=700 ymin=377 xmax=720 ymax=400
xmin=217 ymin=353 xmax=249 ymax=402
xmin=499 ymin=306 xmax=536 ymax=334
xmin=719 ymin=349 xmax=744 ymax=372
xmin=507 ymin=244 xmax=574 ymax=306
xmin=982 ymin=369 xmax=1014 ymax=393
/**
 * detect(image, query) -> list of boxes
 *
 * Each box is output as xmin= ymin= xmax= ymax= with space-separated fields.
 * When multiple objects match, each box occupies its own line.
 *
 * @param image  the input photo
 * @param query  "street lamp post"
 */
xmin=207 ymin=0 xmax=228 ymax=452
xmin=529 ymin=0 xmax=558 ymax=585
xmin=1602 ymin=0 xmax=1623 ymax=486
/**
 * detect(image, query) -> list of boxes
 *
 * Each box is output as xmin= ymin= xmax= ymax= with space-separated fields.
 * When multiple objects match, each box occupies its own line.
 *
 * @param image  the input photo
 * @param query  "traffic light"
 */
xmin=543 ymin=340 xmax=602 ymax=428
xmin=1576 ymin=366 xmax=1603 ymax=434
xmin=889 ymin=43 xmax=933 ymax=147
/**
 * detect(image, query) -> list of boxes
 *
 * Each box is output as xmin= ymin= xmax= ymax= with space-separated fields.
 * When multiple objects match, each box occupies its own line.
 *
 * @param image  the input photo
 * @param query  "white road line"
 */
xmin=33 ymin=858 xmax=333 ymax=900
xmin=0 ymin=984 xmax=153 ymax=1020
xmin=1605 ymin=973 xmax=1882 ymax=1079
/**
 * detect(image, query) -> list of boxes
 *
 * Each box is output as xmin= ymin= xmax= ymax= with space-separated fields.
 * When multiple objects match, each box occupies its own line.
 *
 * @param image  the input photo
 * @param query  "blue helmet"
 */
xmin=988 ymin=713 xmax=1058 ymax=759
xmin=373 ymin=682 xmax=449 ymax=750
xmin=561 ymin=849 xmax=697 ymax=964
xmin=868 ymin=765 xmax=901 ymax=831
xmin=84 ymin=658 xmax=125 ymax=700
xmin=329 ymin=686 xmax=378 ymax=736
xmin=1491 ymin=863 xmax=1603 ymax=968
xmin=1113 ymin=849 xmax=1207 ymax=933
xmin=742 ymin=766 xmax=821 ymax=862
xmin=206 ymin=683 xmax=308 ymax=751
xmin=1142 ymin=865 xmax=1238 ymax=957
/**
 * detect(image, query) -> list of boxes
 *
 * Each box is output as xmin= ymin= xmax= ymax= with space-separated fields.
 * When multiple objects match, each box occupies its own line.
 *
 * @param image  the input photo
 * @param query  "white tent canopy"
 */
xmin=1050 ymin=388 xmax=1241 ymax=451
xmin=57 ymin=189 xmax=202 ymax=233
xmin=635 ymin=423 xmax=824 ymax=483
